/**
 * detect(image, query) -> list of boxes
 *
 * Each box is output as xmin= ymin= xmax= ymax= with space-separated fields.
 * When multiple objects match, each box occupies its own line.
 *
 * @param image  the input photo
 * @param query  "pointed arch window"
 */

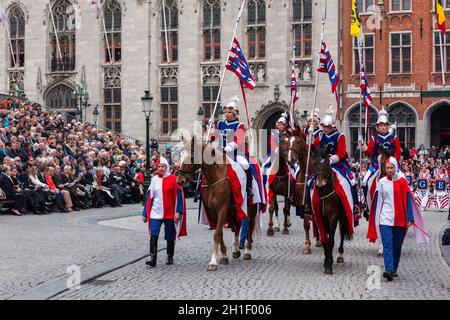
xmin=8 ymin=6 xmax=25 ymax=68
xmin=103 ymin=0 xmax=122 ymax=63
xmin=247 ymin=0 xmax=266 ymax=60
xmin=46 ymin=84 xmax=77 ymax=109
xmin=203 ymin=0 xmax=221 ymax=61
xmin=161 ymin=0 xmax=178 ymax=63
xmin=388 ymin=103 xmax=416 ymax=149
xmin=49 ymin=0 xmax=76 ymax=72
xmin=347 ymin=105 xmax=378 ymax=157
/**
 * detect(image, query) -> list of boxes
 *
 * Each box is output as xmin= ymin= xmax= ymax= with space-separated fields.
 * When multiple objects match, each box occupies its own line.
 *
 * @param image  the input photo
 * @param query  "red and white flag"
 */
xmin=87 ymin=0 xmax=102 ymax=10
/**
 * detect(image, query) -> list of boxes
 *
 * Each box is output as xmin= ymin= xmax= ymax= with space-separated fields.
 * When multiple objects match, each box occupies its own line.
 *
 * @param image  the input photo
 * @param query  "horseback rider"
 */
xmin=213 ymin=96 xmax=253 ymax=197
xmin=303 ymin=108 xmax=323 ymax=139
xmin=311 ymin=105 xmax=360 ymax=224
xmin=358 ymin=106 xmax=402 ymax=181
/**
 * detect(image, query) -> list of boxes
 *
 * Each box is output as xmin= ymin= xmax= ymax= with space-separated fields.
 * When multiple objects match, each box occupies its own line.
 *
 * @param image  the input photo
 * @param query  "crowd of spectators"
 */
xmin=0 ymin=97 xmax=170 ymax=216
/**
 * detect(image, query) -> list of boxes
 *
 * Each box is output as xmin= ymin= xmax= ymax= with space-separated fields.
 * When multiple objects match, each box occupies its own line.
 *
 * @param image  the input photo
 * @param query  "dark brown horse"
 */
xmin=313 ymin=148 xmax=352 ymax=274
xmin=265 ymin=147 xmax=292 ymax=236
xmin=176 ymin=136 xmax=258 ymax=271
xmin=279 ymin=128 xmax=318 ymax=254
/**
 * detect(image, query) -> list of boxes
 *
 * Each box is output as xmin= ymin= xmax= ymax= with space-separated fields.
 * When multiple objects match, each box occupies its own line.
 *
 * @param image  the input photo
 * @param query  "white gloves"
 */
xmin=357 ymin=135 xmax=367 ymax=151
xmin=329 ymin=155 xmax=339 ymax=164
xmin=224 ymin=145 xmax=233 ymax=153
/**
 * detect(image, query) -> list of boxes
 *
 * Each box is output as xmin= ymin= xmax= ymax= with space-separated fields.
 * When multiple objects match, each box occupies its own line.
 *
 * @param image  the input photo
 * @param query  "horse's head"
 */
xmin=279 ymin=127 xmax=307 ymax=165
xmin=314 ymin=147 xmax=333 ymax=188
xmin=177 ymin=135 xmax=201 ymax=187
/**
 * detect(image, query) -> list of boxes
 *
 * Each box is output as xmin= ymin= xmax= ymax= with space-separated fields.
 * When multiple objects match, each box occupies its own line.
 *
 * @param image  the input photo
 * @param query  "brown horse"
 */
xmin=176 ymin=136 xmax=258 ymax=271
xmin=265 ymin=148 xmax=292 ymax=236
xmin=279 ymin=128 xmax=318 ymax=254
xmin=313 ymin=148 xmax=352 ymax=274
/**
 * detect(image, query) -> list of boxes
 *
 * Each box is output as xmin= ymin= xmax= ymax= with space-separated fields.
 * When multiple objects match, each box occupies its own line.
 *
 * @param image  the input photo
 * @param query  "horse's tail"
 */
xmin=339 ymin=204 xmax=353 ymax=241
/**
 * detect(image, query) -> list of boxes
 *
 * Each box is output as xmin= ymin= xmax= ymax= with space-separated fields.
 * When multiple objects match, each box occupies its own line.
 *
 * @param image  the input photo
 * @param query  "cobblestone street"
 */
xmin=50 ymin=199 xmax=450 ymax=300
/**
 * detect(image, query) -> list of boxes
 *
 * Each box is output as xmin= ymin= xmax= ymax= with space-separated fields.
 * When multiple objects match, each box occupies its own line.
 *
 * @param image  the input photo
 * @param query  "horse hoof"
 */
xmin=267 ymin=229 xmax=274 ymax=236
xmin=219 ymin=258 xmax=229 ymax=265
xmin=315 ymin=241 xmax=322 ymax=247
xmin=288 ymin=223 xmax=292 ymax=227
xmin=303 ymin=248 xmax=312 ymax=255
xmin=324 ymin=268 xmax=333 ymax=275
xmin=337 ymin=257 xmax=344 ymax=264
xmin=233 ymin=251 xmax=241 ymax=259
xmin=274 ymin=227 xmax=280 ymax=232
xmin=207 ymin=264 xmax=218 ymax=271
xmin=377 ymin=251 xmax=383 ymax=257
xmin=282 ymin=229 xmax=289 ymax=235
xmin=243 ymin=253 xmax=251 ymax=260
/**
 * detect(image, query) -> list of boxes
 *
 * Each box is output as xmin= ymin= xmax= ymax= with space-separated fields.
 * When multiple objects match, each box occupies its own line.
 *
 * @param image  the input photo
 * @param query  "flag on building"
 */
xmin=87 ymin=0 xmax=102 ymax=10
xmin=436 ymin=0 xmax=447 ymax=34
xmin=226 ymin=37 xmax=256 ymax=90
xmin=360 ymin=64 xmax=373 ymax=108
xmin=318 ymin=41 xmax=340 ymax=94
xmin=350 ymin=0 xmax=362 ymax=38
xmin=0 ymin=3 xmax=9 ymax=28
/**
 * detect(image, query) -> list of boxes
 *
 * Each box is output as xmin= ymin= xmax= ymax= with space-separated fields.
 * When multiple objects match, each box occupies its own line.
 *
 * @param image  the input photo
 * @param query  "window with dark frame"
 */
xmin=203 ymin=0 xmax=221 ymax=61
xmin=202 ymin=86 xmax=220 ymax=126
xmin=103 ymin=0 xmax=122 ymax=64
xmin=247 ymin=0 xmax=266 ymax=60
xmin=356 ymin=0 xmax=375 ymax=13
xmin=161 ymin=0 xmax=179 ymax=63
xmin=104 ymin=87 xmax=122 ymax=133
xmin=8 ymin=6 xmax=25 ymax=68
xmin=391 ymin=0 xmax=411 ymax=11
xmin=390 ymin=32 xmax=411 ymax=74
xmin=292 ymin=0 xmax=312 ymax=58
xmin=161 ymin=87 xmax=178 ymax=135
xmin=434 ymin=31 xmax=450 ymax=72
xmin=353 ymin=34 xmax=374 ymax=74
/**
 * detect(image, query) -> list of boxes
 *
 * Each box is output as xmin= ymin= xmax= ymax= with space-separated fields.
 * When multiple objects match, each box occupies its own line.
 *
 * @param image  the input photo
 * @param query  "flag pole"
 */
xmin=99 ymin=5 xmax=113 ymax=64
xmin=357 ymin=35 xmax=364 ymax=175
xmin=302 ymin=1 xmax=327 ymax=206
xmin=49 ymin=3 xmax=65 ymax=71
xmin=439 ymin=30 xmax=445 ymax=86
xmin=289 ymin=44 xmax=296 ymax=128
xmin=5 ymin=25 xmax=17 ymax=69
xmin=162 ymin=0 xmax=171 ymax=64
xmin=205 ymin=0 xmax=247 ymax=143
xmin=193 ymin=0 xmax=247 ymax=202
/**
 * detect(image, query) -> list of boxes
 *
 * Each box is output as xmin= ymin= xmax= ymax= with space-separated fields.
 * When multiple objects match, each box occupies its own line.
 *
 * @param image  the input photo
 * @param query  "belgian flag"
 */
xmin=350 ymin=0 xmax=362 ymax=38
xmin=436 ymin=0 xmax=447 ymax=34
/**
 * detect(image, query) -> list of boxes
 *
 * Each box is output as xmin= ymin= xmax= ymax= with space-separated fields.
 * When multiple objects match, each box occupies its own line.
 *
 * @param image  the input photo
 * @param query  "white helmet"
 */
xmin=223 ymin=96 xmax=240 ymax=115
xmin=277 ymin=112 xmax=288 ymax=124
xmin=376 ymin=106 xmax=390 ymax=125
xmin=307 ymin=108 xmax=321 ymax=123
xmin=320 ymin=105 xmax=336 ymax=128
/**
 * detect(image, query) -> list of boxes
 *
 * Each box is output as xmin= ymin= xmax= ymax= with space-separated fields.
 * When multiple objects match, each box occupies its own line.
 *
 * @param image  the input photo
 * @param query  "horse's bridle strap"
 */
xmin=319 ymin=190 xmax=336 ymax=200
xmin=203 ymin=177 xmax=229 ymax=188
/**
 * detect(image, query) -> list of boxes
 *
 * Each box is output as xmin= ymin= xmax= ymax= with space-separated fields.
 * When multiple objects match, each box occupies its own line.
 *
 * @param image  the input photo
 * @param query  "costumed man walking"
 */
xmin=142 ymin=157 xmax=186 ymax=267
xmin=416 ymin=166 xmax=432 ymax=211
xmin=311 ymin=106 xmax=360 ymax=227
xmin=368 ymin=157 xmax=429 ymax=281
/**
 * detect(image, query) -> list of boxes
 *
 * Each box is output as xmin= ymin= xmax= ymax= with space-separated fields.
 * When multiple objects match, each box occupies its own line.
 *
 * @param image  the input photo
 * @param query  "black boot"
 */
xmin=352 ymin=186 xmax=360 ymax=227
xmin=245 ymin=169 xmax=254 ymax=197
xmin=166 ymin=240 xmax=175 ymax=265
xmin=145 ymin=235 xmax=158 ymax=267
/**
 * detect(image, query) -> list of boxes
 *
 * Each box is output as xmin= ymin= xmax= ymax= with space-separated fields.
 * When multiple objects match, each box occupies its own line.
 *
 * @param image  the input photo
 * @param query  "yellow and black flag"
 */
xmin=436 ymin=0 xmax=447 ymax=34
xmin=351 ymin=0 xmax=362 ymax=38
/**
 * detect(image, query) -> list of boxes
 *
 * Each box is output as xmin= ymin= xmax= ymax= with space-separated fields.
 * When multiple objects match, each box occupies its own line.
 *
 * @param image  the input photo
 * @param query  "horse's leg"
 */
xmin=267 ymin=198 xmax=275 ymax=236
xmin=282 ymin=198 xmax=290 ymax=235
xmin=244 ymin=205 xmax=256 ymax=260
xmin=274 ymin=200 xmax=281 ymax=232
xmin=219 ymin=238 xmax=229 ymax=265
xmin=303 ymin=217 xmax=312 ymax=254
xmin=324 ymin=214 xmax=338 ymax=275
xmin=232 ymin=221 xmax=241 ymax=259
xmin=208 ymin=206 xmax=227 ymax=271
xmin=337 ymin=224 xmax=345 ymax=264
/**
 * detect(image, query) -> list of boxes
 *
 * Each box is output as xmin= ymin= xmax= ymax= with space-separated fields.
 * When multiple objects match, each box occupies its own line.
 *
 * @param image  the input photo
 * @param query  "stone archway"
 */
xmin=425 ymin=101 xmax=450 ymax=147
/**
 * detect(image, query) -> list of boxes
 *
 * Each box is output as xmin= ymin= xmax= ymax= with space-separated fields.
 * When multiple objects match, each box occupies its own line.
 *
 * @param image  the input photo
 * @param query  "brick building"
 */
xmin=341 ymin=0 xmax=450 ymax=156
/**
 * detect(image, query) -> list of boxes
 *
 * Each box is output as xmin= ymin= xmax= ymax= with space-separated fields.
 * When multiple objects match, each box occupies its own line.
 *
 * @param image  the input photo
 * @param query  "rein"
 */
xmin=203 ymin=176 xmax=229 ymax=188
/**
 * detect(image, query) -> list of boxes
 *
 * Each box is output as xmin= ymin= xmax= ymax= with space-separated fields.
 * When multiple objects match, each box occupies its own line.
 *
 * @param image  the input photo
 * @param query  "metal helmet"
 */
xmin=320 ymin=105 xmax=336 ymax=128
xmin=376 ymin=106 xmax=390 ymax=125
xmin=307 ymin=108 xmax=321 ymax=123
xmin=223 ymin=96 xmax=240 ymax=114
xmin=277 ymin=112 xmax=288 ymax=124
